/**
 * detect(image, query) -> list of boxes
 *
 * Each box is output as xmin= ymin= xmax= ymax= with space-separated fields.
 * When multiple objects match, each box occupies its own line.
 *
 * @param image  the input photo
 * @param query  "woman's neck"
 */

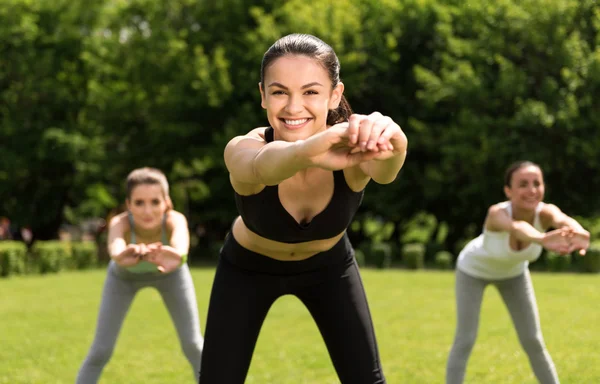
xmin=511 ymin=204 xmax=536 ymax=224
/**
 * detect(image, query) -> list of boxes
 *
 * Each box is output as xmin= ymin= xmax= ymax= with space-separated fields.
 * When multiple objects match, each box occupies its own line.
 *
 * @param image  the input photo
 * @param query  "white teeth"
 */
xmin=284 ymin=118 xmax=308 ymax=126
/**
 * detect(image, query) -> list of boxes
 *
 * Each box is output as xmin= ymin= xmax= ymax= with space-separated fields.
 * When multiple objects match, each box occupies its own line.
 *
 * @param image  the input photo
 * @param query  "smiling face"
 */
xmin=504 ymin=165 xmax=545 ymax=211
xmin=126 ymin=183 xmax=169 ymax=231
xmin=260 ymin=55 xmax=343 ymax=141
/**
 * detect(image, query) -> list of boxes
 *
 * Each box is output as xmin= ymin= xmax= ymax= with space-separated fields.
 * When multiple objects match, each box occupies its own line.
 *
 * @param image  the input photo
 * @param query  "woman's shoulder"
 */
xmin=107 ymin=211 xmax=131 ymax=235
xmin=538 ymin=202 xmax=562 ymax=227
xmin=237 ymin=126 xmax=270 ymax=141
xmin=487 ymin=201 xmax=510 ymax=215
xmin=483 ymin=201 xmax=512 ymax=232
xmin=165 ymin=210 xmax=188 ymax=228
xmin=109 ymin=211 xmax=129 ymax=226
xmin=224 ymin=127 xmax=270 ymax=163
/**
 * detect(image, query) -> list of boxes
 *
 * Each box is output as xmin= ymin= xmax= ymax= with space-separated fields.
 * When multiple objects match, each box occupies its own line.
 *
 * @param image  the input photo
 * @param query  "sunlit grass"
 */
xmin=0 ymin=268 xmax=598 ymax=383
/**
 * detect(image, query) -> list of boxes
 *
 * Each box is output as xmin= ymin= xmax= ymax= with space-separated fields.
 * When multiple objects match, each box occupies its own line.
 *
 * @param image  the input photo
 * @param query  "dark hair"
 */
xmin=260 ymin=33 xmax=353 ymax=126
xmin=504 ymin=161 xmax=542 ymax=187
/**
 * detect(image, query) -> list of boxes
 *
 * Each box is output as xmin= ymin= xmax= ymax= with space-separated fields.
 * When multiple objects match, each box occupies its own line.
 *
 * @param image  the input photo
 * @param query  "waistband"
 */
xmin=221 ymin=232 xmax=354 ymax=275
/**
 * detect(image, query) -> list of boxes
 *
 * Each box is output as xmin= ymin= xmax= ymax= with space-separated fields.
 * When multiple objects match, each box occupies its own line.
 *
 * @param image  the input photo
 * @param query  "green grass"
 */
xmin=0 ymin=268 xmax=598 ymax=383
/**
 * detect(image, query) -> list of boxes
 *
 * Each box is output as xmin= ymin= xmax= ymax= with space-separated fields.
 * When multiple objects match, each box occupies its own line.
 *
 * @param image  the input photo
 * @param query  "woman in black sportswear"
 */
xmin=199 ymin=33 xmax=408 ymax=384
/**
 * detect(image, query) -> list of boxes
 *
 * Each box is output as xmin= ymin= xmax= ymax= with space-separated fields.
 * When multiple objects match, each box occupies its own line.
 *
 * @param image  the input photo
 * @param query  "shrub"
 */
xmin=354 ymin=248 xmax=366 ymax=267
xmin=357 ymin=241 xmax=393 ymax=269
xmin=545 ymin=251 xmax=571 ymax=272
xmin=402 ymin=243 xmax=425 ymax=270
xmin=0 ymin=241 xmax=27 ymax=277
xmin=369 ymin=242 xmax=393 ymax=269
xmin=580 ymin=242 xmax=600 ymax=273
xmin=434 ymin=251 xmax=453 ymax=270
xmin=71 ymin=241 xmax=99 ymax=270
xmin=30 ymin=241 xmax=71 ymax=274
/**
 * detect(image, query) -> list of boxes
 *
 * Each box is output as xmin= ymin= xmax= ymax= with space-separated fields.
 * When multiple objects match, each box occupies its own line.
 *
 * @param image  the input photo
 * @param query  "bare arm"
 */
xmin=107 ymin=214 xmax=129 ymax=258
xmin=359 ymin=143 xmax=407 ymax=184
xmin=107 ymin=213 xmax=142 ymax=267
xmin=541 ymin=204 xmax=590 ymax=255
xmin=343 ymin=113 xmax=408 ymax=184
xmin=225 ymin=126 xmax=381 ymax=194
xmin=224 ymin=128 xmax=310 ymax=194
xmin=542 ymin=203 xmax=586 ymax=231
xmin=164 ymin=211 xmax=190 ymax=256
xmin=484 ymin=204 xmax=545 ymax=243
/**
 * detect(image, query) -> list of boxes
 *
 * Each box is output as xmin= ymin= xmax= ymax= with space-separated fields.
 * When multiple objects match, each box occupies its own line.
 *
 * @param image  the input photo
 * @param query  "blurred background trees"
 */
xmin=1 ymin=0 xmax=599 ymax=266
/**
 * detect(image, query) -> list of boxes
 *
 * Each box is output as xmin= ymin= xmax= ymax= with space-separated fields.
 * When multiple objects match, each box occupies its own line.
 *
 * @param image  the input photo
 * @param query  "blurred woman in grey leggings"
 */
xmin=446 ymin=161 xmax=589 ymax=384
xmin=77 ymin=168 xmax=204 ymax=383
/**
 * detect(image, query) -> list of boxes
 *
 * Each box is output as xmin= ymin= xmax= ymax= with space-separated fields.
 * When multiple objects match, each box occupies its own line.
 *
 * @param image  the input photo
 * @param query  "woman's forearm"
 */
xmin=510 ymin=221 xmax=545 ymax=243
xmin=252 ymin=141 xmax=312 ymax=185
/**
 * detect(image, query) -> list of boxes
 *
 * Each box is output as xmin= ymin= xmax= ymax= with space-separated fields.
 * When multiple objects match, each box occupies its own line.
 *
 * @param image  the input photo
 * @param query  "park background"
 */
xmin=1 ymin=0 xmax=600 ymax=383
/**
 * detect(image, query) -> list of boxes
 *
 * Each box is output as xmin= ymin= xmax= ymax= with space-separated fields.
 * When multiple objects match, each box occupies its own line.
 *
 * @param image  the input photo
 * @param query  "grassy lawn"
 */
xmin=0 ymin=267 xmax=598 ymax=383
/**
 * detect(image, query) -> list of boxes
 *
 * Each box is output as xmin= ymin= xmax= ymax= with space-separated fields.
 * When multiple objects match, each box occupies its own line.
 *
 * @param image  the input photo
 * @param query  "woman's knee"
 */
xmin=453 ymin=330 xmax=478 ymax=353
xmin=181 ymin=339 xmax=203 ymax=361
xmin=520 ymin=334 xmax=546 ymax=355
xmin=86 ymin=344 xmax=114 ymax=366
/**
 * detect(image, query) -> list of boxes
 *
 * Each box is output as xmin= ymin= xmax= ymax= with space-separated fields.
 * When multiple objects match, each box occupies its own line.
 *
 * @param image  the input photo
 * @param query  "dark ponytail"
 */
xmin=327 ymin=95 xmax=353 ymax=126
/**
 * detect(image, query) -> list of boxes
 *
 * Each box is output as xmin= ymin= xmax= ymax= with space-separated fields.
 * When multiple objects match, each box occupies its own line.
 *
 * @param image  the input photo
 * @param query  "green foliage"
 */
xmin=402 ymin=243 xmax=425 ymax=270
xmin=354 ymin=248 xmax=366 ymax=267
xmin=354 ymin=215 xmax=395 ymax=244
xmin=0 ymin=241 xmax=27 ymax=277
xmin=545 ymin=251 xmax=572 ymax=272
xmin=357 ymin=241 xmax=394 ymax=269
xmin=71 ymin=241 xmax=99 ymax=270
xmin=1 ymin=0 xmax=600 ymax=246
xmin=0 ymin=0 xmax=106 ymax=238
xmin=31 ymin=241 xmax=71 ymax=274
xmin=434 ymin=250 xmax=453 ymax=270
xmin=409 ymin=0 xmax=600 ymax=244
xmin=574 ymin=216 xmax=600 ymax=240
xmin=369 ymin=242 xmax=393 ymax=269
xmin=400 ymin=212 xmax=438 ymax=244
xmin=581 ymin=242 xmax=600 ymax=273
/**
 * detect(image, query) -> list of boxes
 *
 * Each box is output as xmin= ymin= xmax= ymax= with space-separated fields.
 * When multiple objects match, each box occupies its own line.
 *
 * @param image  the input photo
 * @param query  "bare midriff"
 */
xmin=231 ymin=216 xmax=345 ymax=261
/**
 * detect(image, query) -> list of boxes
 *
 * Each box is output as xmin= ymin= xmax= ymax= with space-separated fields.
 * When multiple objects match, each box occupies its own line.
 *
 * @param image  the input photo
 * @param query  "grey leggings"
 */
xmin=446 ymin=269 xmax=559 ymax=384
xmin=76 ymin=262 xmax=203 ymax=383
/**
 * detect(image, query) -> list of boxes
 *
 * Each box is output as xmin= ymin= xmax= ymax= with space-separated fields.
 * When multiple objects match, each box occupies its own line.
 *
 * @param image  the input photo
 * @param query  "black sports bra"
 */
xmin=233 ymin=127 xmax=364 ymax=243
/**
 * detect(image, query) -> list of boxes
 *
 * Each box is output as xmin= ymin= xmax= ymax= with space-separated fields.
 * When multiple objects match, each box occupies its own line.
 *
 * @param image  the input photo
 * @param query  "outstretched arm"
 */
xmin=224 ymin=128 xmax=311 ymax=193
xmin=543 ymin=204 xmax=586 ymax=231
xmin=484 ymin=204 xmax=571 ymax=254
xmin=225 ymin=126 xmax=383 ymax=195
xmin=485 ymin=204 xmax=545 ymax=243
xmin=107 ymin=214 xmax=142 ymax=267
xmin=347 ymin=112 xmax=408 ymax=184
xmin=541 ymin=204 xmax=590 ymax=255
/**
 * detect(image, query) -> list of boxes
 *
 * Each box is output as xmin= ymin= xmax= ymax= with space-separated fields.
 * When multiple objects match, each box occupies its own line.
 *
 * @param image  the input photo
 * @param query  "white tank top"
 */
xmin=457 ymin=201 xmax=545 ymax=279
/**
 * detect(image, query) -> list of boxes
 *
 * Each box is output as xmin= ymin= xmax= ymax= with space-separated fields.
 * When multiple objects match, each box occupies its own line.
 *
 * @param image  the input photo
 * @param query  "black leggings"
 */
xmin=199 ymin=233 xmax=385 ymax=384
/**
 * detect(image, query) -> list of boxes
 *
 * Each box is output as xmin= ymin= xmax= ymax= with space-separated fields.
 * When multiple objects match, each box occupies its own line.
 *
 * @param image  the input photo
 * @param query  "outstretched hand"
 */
xmin=541 ymin=227 xmax=590 ymax=256
xmin=112 ymin=244 xmax=143 ymax=267
xmin=142 ymin=243 xmax=183 ymax=273
xmin=563 ymin=227 xmax=590 ymax=256
xmin=347 ymin=112 xmax=406 ymax=158
xmin=541 ymin=228 xmax=572 ymax=255
xmin=298 ymin=112 xmax=404 ymax=170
